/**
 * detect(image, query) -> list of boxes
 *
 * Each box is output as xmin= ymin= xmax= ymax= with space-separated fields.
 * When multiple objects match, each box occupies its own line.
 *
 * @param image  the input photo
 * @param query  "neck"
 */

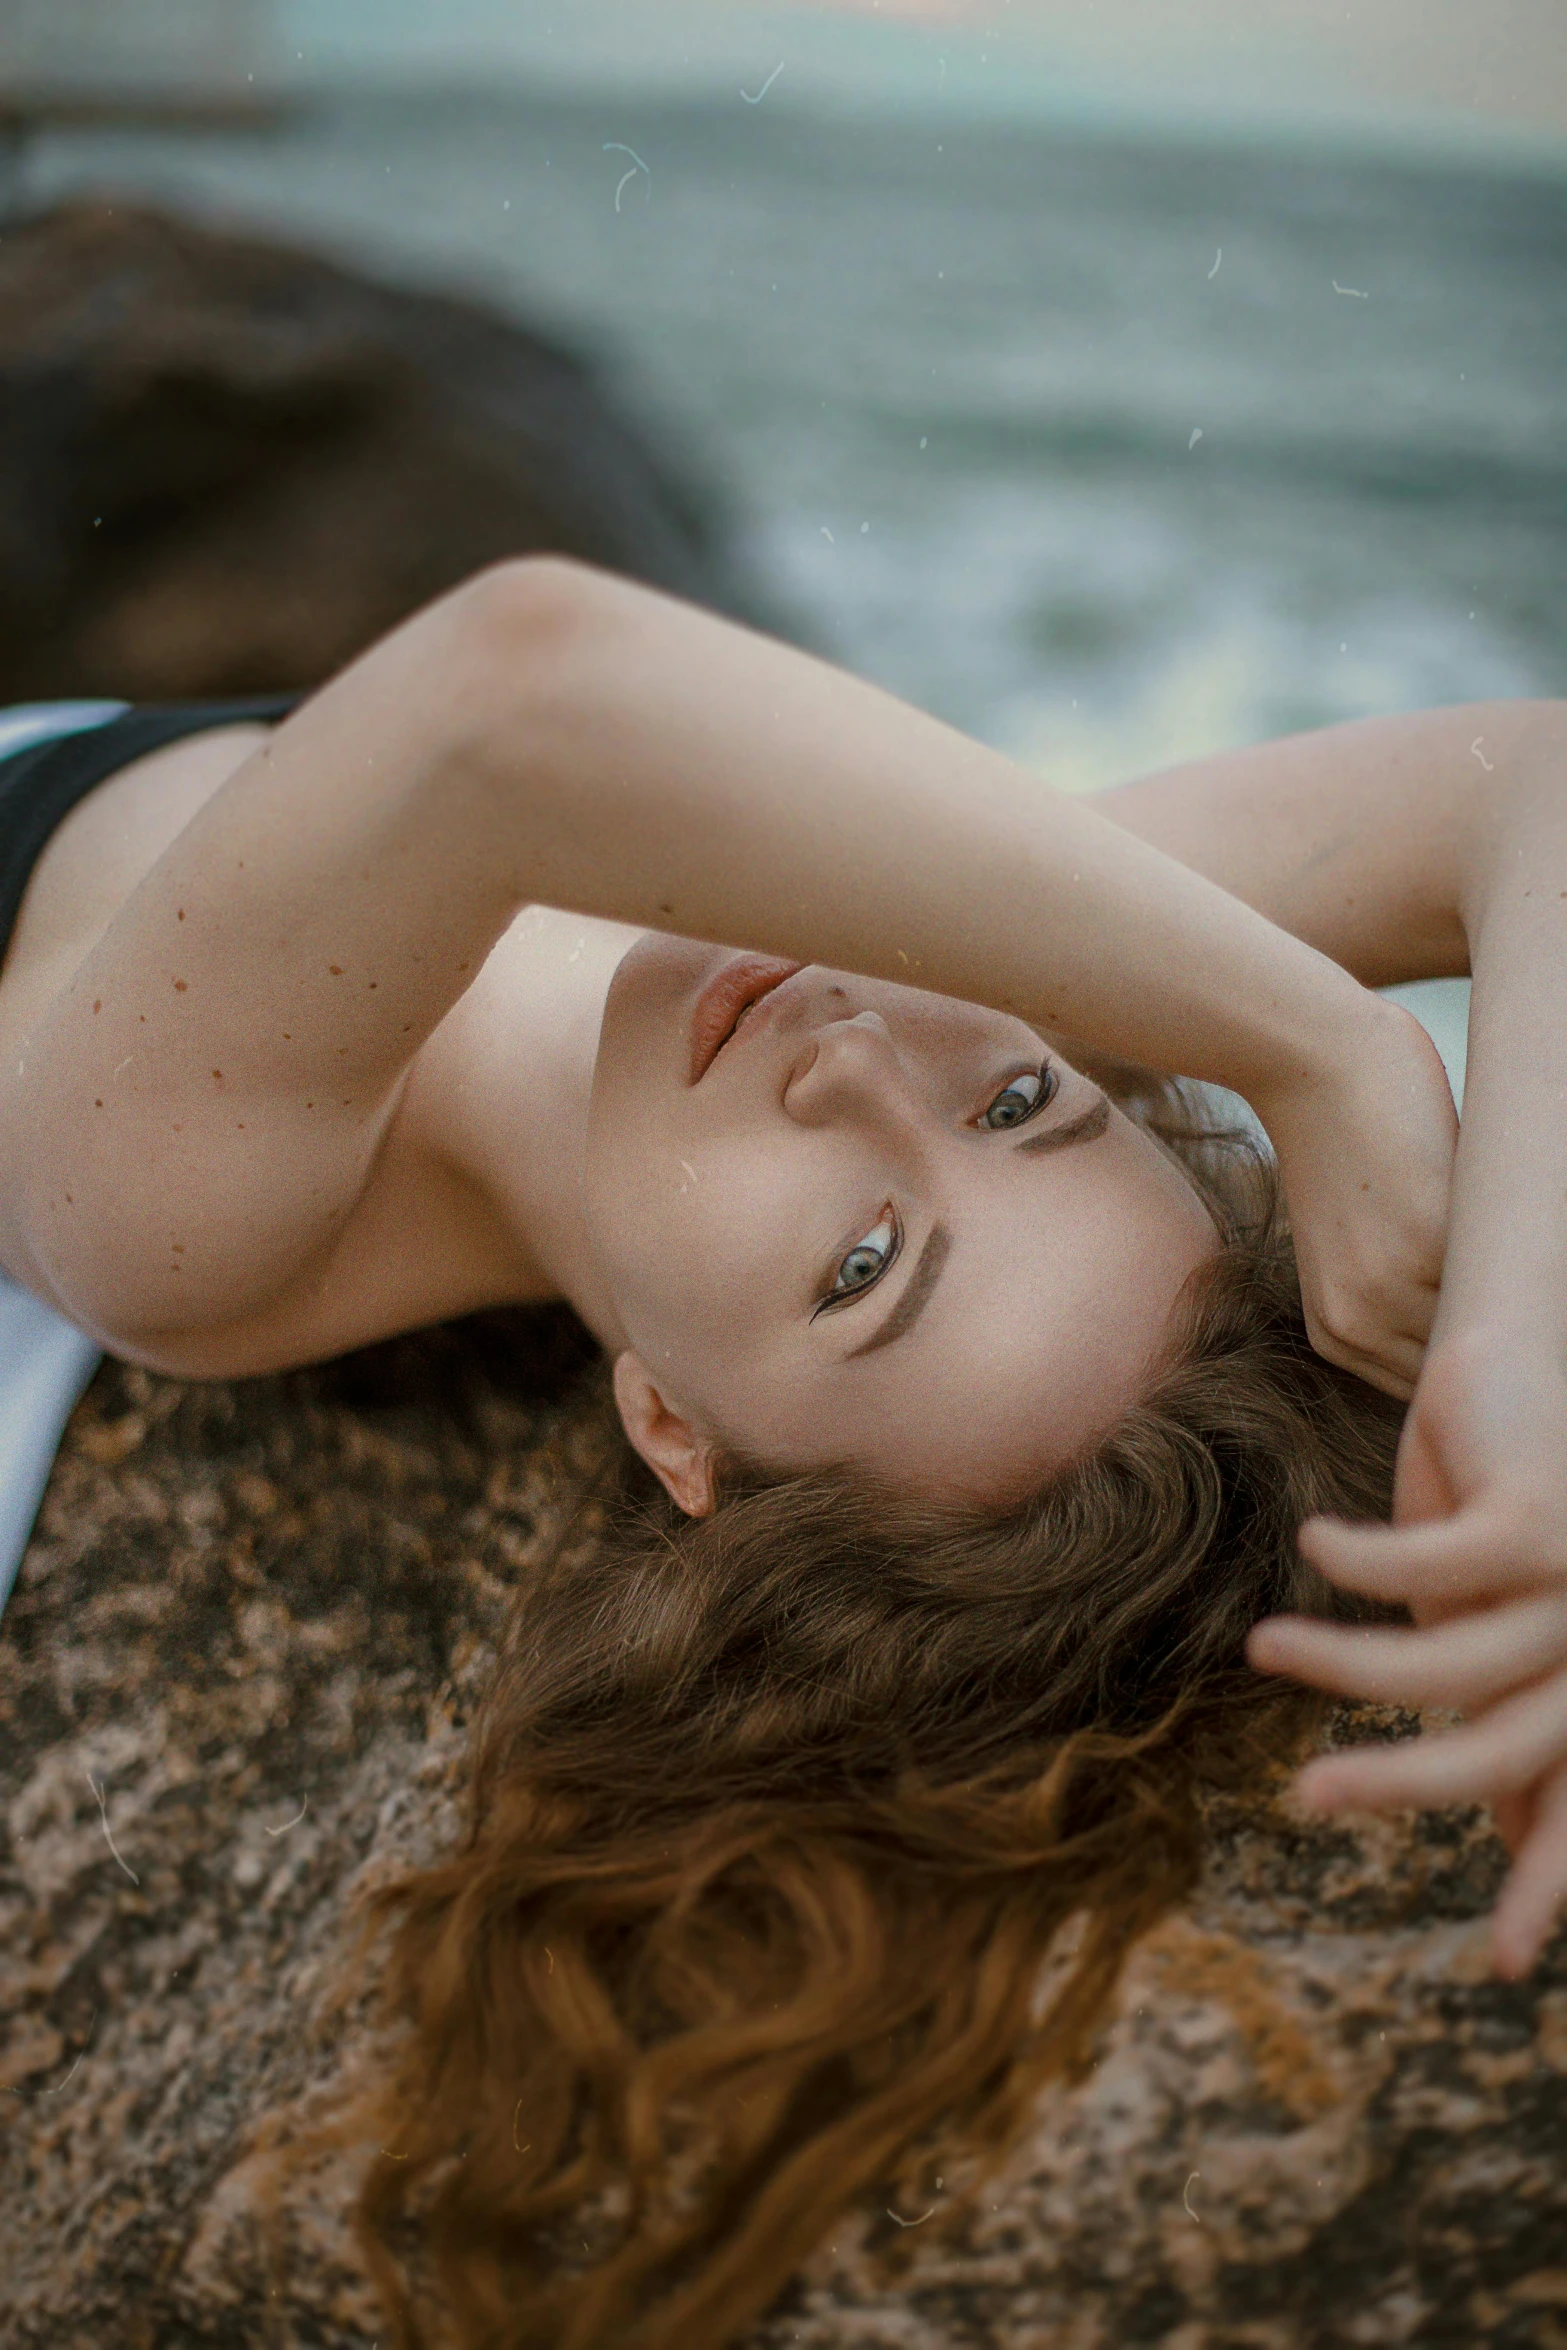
xmin=425 ymin=906 xmax=639 ymax=1355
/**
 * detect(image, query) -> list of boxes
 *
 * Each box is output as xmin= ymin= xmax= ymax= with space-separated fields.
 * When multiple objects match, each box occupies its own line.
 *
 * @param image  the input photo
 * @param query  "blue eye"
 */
xmin=817 ymin=1208 xmax=899 ymax=1313
xmin=981 ymin=1062 xmax=1057 ymax=1130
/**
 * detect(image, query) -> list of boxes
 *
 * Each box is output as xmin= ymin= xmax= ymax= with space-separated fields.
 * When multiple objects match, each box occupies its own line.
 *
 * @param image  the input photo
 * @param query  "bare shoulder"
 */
xmin=98 ymin=1077 xmax=555 ymax=1379
xmin=0 ymin=713 xmax=564 ymax=1369
xmin=97 ymin=908 xmax=616 ymax=1378
xmin=0 ymin=724 xmax=270 ymax=1048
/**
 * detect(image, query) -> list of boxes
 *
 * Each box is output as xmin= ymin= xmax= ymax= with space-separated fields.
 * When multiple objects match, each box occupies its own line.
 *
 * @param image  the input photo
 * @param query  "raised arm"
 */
xmin=351 ymin=560 xmax=1392 ymax=1098
xmin=1 ymin=560 xmax=1445 ymax=1373
xmin=1129 ymin=701 xmax=1567 ymax=1973
xmin=1092 ymin=695 xmax=1567 ymax=1394
xmin=1093 ymin=699 xmax=1567 ymax=986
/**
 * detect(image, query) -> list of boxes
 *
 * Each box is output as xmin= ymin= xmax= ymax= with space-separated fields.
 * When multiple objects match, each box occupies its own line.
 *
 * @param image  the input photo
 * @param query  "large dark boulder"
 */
xmin=0 ymin=199 xmax=761 ymax=700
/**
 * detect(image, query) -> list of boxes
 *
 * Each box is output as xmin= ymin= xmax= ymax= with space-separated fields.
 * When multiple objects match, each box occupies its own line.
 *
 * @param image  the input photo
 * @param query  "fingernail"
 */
xmin=1493 ymin=1923 xmax=1540 ymax=1980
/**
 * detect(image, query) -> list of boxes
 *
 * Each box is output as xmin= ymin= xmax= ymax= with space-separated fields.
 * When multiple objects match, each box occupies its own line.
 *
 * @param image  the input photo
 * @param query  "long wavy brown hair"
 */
xmin=268 ymin=1073 xmax=1405 ymax=2349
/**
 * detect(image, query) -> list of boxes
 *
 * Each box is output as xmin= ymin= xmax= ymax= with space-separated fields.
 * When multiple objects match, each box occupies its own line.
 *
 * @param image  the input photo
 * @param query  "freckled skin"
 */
xmin=0 ymin=708 xmax=1213 ymax=1498
xmin=0 ymin=577 xmax=1539 ymax=1544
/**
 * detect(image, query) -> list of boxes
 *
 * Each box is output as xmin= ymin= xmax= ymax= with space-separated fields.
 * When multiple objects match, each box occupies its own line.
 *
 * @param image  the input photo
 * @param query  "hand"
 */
xmin=1258 ymin=995 xmax=1457 ymax=1400
xmin=1247 ymin=1330 xmax=1567 ymax=1977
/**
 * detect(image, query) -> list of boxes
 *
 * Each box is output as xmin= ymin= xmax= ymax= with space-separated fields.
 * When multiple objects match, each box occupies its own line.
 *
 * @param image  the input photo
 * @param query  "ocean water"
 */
xmin=23 ymin=86 xmax=1567 ymax=1083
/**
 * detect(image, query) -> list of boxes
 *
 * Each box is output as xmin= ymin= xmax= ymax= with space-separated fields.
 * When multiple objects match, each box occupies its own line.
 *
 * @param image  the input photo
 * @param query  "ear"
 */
xmin=610 ymin=1352 xmax=717 ymax=1518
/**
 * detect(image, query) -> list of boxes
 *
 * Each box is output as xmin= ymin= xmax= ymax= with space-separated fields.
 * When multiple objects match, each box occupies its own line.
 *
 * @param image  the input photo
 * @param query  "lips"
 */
xmin=689 ymin=954 xmax=803 ymax=1083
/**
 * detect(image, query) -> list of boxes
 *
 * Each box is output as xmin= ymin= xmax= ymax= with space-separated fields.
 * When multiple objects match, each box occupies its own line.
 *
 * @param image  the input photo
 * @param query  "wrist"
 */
xmin=1431 ymin=825 xmax=1567 ymax=1371
xmin=1429 ymin=1240 xmax=1567 ymax=1375
xmin=1237 ymin=964 xmax=1399 ymax=1130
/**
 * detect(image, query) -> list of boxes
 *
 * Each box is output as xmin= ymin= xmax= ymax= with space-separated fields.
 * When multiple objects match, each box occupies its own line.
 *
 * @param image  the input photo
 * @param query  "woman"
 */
xmin=1 ymin=560 xmax=1563 ymax=2347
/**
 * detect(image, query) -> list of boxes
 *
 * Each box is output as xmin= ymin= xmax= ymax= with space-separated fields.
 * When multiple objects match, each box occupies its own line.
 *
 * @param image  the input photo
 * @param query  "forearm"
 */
xmin=1433 ymin=741 xmax=1567 ymax=1359
xmin=479 ymin=564 xmax=1371 ymax=1103
xmin=43 ymin=558 xmax=1367 ymax=1125
xmin=1245 ymin=726 xmax=1567 ymax=1974
xmin=1095 ymin=701 xmax=1567 ymax=988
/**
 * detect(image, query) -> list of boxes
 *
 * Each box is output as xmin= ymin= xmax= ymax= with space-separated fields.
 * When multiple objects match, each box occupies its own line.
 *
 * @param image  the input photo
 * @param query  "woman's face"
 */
xmin=584 ymin=936 xmax=1220 ymax=1507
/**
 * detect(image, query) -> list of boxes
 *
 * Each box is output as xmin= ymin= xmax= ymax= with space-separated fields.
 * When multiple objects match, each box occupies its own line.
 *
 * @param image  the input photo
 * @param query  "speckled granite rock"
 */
xmin=2 ymin=1326 xmax=1564 ymax=2350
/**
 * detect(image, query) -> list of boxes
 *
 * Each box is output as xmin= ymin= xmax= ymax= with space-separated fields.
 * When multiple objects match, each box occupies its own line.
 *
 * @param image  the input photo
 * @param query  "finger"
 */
xmin=1247 ymin=1600 xmax=1567 ymax=1714
xmin=1290 ymin=1670 xmax=1567 ymax=1816
xmin=1490 ymin=1786 xmax=1537 ymax=1860
xmin=1491 ymin=1761 xmax=1567 ymax=1979
xmin=1296 ymin=1512 xmax=1539 ymax=1611
xmin=1392 ymin=1412 xmax=1462 ymax=1526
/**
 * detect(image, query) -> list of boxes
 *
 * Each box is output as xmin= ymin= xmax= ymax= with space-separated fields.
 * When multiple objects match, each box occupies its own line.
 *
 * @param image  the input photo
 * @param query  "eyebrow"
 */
xmin=1011 ymin=1090 xmax=1113 ymax=1155
xmin=844 ymin=1221 xmax=952 ymax=1359
xmin=841 ymin=1090 xmax=1112 ymax=1362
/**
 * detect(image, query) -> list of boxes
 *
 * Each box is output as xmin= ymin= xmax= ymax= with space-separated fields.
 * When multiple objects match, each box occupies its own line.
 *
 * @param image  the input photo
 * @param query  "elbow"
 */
xmin=1456 ymin=696 xmax=1567 ymax=942
xmin=445 ymin=554 xmax=635 ymax=769
xmin=1497 ymin=698 xmax=1567 ymax=823
xmin=1536 ymin=697 xmax=1567 ymax=778
xmin=1504 ymin=695 xmax=1567 ymax=776
xmin=454 ymin=552 xmax=623 ymax=669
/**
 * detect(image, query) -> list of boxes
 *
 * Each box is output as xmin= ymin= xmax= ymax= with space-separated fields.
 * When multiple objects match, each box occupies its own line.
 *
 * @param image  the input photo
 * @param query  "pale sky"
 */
xmin=818 ymin=0 xmax=1567 ymax=139
xmin=282 ymin=0 xmax=1567 ymax=160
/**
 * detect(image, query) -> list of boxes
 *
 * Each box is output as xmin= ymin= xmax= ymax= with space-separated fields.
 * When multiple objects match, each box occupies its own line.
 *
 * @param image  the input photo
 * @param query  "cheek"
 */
xmin=1060 ymin=1164 xmax=1215 ymax=1341
xmin=1060 ymin=1199 xmax=1217 ymax=1431
xmin=584 ymin=1149 xmax=701 ymax=1328
xmin=946 ymin=1177 xmax=1216 ymax=1494
xmin=584 ymin=1140 xmax=794 ymax=1374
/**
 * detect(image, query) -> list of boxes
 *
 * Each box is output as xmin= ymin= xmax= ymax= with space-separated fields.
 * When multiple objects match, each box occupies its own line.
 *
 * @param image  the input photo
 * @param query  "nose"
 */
xmin=782 ymin=1009 xmax=909 ymax=1129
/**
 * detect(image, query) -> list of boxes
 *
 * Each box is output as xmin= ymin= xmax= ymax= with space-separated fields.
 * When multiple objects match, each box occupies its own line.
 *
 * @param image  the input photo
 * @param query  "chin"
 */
xmin=598 ymin=932 xmax=706 ymax=1067
xmin=589 ymin=933 xmax=720 ymax=1165
xmin=608 ymin=928 xmax=710 ymax=1002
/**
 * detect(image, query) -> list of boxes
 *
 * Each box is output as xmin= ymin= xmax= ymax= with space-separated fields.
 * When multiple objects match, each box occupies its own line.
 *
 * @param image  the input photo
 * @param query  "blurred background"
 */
xmin=3 ymin=0 xmax=1565 ymax=1088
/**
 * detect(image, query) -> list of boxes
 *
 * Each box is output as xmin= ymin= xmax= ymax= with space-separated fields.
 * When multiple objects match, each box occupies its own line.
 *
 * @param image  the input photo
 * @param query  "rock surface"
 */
xmin=0 ymin=199 xmax=763 ymax=702
xmin=2 ymin=1328 xmax=1563 ymax=2350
